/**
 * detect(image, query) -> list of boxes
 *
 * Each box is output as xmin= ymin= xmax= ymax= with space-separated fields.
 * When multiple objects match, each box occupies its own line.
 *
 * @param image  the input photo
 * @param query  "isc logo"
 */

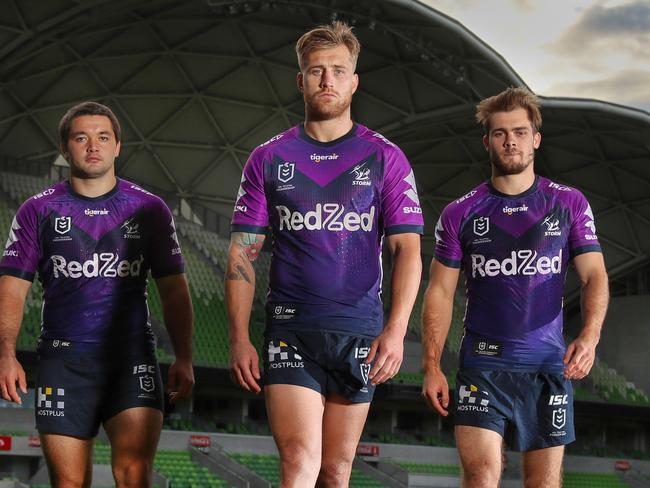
xmin=354 ymin=347 xmax=370 ymax=359
xmin=132 ymin=364 xmax=156 ymax=375
xmin=548 ymin=394 xmax=568 ymax=406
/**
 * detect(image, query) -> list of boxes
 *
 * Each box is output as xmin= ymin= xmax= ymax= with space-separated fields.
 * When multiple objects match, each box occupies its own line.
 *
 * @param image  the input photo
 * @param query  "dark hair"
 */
xmin=476 ymin=86 xmax=542 ymax=133
xmin=295 ymin=21 xmax=361 ymax=70
xmin=58 ymin=101 xmax=121 ymax=151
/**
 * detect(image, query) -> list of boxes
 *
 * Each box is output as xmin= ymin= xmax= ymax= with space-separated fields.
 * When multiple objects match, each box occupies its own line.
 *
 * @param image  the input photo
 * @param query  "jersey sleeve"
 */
xmin=149 ymin=199 xmax=185 ymax=279
xmin=230 ymin=148 xmax=269 ymax=235
xmin=433 ymin=203 xmax=463 ymax=268
xmin=381 ymin=146 xmax=424 ymax=235
xmin=569 ymin=191 xmax=602 ymax=257
xmin=0 ymin=200 xmax=40 ymax=282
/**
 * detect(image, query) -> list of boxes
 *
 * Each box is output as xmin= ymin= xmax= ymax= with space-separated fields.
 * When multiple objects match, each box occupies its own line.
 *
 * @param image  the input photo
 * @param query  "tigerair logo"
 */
xmin=276 ymin=204 xmax=375 ymax=232
xmin=311 ymin=153 xmax=339 ymax=163
xmin=84 ymin=208 xmax=109 ymax=217
xmin=503 ymin=205 xmax=528 ymax=215
xmin=37 ymin=387 xmax=65 ymax=417
xmin=51 ymin=253 xmax=144 ymax=279
xmin=471 ymin=250 xmax=562 ymax=277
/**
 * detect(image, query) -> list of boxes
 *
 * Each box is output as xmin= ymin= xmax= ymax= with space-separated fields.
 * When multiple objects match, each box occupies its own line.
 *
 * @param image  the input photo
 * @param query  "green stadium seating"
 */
xmin=94 ymin=444 xmax=230 ymax=487
xmin=229 ymin=452 xmax=384 ymax=487
xmin=397 ymin=461 xmax=460 ymax=475
xmin=563 ymin=472 xmax=630 ymax=487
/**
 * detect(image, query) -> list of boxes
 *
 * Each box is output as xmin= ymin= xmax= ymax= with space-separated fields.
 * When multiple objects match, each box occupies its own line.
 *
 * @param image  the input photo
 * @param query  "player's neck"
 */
xmin=491 ymin=170 xmax=536 ymax=196
xmin=69 ymin=173 xmax=117 ymax=198
xmin=303 ymin=116 xmax=353 ymax=143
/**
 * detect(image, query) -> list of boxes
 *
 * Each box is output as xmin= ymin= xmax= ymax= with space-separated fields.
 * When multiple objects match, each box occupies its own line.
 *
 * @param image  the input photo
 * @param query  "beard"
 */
xmin=304 ymin=90 xmax=353 ymax=121
xmin=490 ymin=147 xmax=534 ymax=176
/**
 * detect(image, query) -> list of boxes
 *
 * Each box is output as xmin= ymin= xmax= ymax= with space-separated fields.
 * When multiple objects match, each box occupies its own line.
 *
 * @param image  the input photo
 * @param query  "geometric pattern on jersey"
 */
xmin=434 ymin=176 xmax=601 ymax=371
xmin=0 ymin=178 xmax=184 ymax=345
xmin=232 ymin=124 xmax=423 ymax=336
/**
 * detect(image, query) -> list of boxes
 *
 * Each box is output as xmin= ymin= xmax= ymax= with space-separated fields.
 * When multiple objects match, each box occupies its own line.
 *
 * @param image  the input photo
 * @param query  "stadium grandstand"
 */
xmin=0 ymin=0 xmax=649 ymax=486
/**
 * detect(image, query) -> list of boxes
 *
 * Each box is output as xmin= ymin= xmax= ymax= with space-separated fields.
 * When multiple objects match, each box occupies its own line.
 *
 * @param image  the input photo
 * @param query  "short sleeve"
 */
xmin=381 ymin=147 xmax=424 ymax=235
xmin=0 ymin=201 xmax=40 ymax=282
xmin=231 ymin=148 xmax=269 ymax=234
xmin=149 ymin=199 xmax=185 ymax=279
xmin=569 ymin=192 xmax=601 ymax=257
xmin=433 ymin=204 xmax=463 ymax=268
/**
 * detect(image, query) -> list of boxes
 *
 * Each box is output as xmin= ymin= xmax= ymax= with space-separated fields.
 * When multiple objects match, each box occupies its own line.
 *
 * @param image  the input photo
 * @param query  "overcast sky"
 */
xmin=420 ymin=0 xmax=650 ymax=112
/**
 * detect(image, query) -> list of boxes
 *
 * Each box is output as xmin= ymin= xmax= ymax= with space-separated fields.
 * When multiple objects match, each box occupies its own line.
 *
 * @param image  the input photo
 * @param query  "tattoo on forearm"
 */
xmin=226 ymin=233 xmax=264 ymax=283
xmin=232 ymin=232 xmax=265 ymax=263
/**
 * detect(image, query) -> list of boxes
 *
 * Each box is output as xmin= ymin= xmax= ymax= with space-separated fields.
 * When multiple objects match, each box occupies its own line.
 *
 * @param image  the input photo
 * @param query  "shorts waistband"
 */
xmin=37 ymin=338 xmax=155 ymax=356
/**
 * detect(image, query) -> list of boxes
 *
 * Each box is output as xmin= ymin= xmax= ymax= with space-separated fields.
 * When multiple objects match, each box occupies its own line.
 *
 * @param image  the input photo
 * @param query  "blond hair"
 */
xmin=476 ymin=87 xmax=542 ymax=132
xmin=295 ymin=21 xmax=361 ymax=70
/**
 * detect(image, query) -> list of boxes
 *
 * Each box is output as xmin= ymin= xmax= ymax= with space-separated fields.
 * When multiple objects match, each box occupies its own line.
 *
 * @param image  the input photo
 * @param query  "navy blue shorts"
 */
xmin=263 ymin=329 xmax=376 ymax=403
xmin=454 ymin=369 xmax=575 ymax=451
xmin=35 ymin=340 xmax=164 ymax=438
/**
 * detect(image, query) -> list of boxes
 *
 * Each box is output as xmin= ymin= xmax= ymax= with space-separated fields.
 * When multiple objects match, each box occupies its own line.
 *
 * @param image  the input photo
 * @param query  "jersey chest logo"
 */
xmin=54 ymin=216 xmax=71 ymax=235
xmin=473 ymin=217 xmax=489 ymax=236
xmin=278 ymin=162 xmax=295 ymax=183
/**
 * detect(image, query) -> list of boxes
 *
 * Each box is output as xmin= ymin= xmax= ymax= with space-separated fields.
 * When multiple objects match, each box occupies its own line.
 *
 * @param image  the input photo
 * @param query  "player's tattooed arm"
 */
xmin=225 ymin=232 xmax=265 ymax=284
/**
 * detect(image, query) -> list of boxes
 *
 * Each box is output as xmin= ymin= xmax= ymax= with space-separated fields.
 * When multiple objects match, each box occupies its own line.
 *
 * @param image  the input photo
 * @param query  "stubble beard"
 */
xmin=490 ymin=147 xmax=535 ymax=176
xmin=305 ymin=90 xmax=353 ymax=122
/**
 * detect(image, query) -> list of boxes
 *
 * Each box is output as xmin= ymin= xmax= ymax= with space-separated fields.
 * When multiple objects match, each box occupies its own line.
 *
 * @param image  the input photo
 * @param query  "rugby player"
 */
xmin=226 ymin=22 xmax=423 ymax=487
xmin=421 ymin=87 xmax=609 ymax=487
xmin=0 ymin=102 xmax=194 ymax=487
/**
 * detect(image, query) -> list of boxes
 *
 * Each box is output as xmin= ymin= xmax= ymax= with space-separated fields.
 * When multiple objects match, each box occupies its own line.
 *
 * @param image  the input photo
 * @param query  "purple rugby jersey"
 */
xmin=434 ymin=176 xmax=601 ymax=372
xmin=0 ymin=178 xmax=184 ymax=347
xmin=231 ymin=124 xmax=424 ymax=336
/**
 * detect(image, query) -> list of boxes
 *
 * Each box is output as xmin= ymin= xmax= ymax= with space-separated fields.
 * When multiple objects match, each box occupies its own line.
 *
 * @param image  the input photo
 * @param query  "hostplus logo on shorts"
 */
xmin=268 ymin=341 xmax=303 ymax=369
xmin=457 ymin=384 xmax=489 ymax=413
xmin=37 ymin=387 xmax=65 ymax=417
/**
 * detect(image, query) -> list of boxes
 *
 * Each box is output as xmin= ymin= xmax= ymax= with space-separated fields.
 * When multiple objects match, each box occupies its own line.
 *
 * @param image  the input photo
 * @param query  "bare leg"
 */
xmin=522 ymin=446 xmax=564 ymax=488
xmin=104 ymin=406 xmax=163 ymax=488
xmin=317 ymin=394 xmax=371 ymax=488
xmin=455 ymin=425 xmax=503 ymax=488
xmin=265 ymin=384 xmax=325 ymax=488
xmin=40 ymin=434 xmax=94 ymax=488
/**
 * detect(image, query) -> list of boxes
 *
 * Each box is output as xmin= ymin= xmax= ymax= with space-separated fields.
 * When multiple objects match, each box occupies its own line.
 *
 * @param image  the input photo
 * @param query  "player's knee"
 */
xmin=317 ymin=459 xmax=352 ymax=487
xmin=462 ymin=460 xmax=501 ymax=488
xmin=112 ymin=459 xmax=153 ymax=488
xmin=523 ymin=472 xmax=561 ymax=488
xmin=48 ymin=473 xmax=91 ymax=488
xmin=279 ymin=443 xmax=320 ymax=477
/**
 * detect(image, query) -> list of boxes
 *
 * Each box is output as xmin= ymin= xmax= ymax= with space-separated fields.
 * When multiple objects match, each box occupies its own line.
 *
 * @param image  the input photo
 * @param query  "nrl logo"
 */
xmin=473 ymin=217 xmax=489 ymax=236
xmin=552 ymin=408 xmax=566 ymax=429
xmin=139 ymin=375 xmax=155 ymax=393
xmin=359 ymin=364 xmax=371 ymax=385
xmin=278 ymin=162 xmax=295 ymax=183
xmin=54 ymin=216 xmax=71 ymax=235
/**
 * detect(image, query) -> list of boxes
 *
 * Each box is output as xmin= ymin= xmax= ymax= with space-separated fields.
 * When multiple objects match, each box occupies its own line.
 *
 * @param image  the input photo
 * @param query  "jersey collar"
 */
xmin=487 ymin=175 xmax=539 ymax=199
xmin=298 ymin=123 xmax=358 ymax=147
xmin=65 ymin=177 xmax=120 ymax=201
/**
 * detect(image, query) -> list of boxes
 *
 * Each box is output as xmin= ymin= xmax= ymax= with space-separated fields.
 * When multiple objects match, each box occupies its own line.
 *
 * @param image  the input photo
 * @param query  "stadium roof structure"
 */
xmin=0 ymin=0 xmax=649 ymax=300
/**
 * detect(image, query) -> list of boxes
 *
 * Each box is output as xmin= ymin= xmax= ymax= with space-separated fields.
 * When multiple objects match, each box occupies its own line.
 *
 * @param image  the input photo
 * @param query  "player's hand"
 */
xmin=166 ymin=357 xmax=195 ymax=402
xmin=366 ymin=326 xmax=404 ymax=385
xmin=229 ymin=340 xmax=261 ymax=393
xmin=0 ymin=354 xmax=27 ymax=405
xmin=563 ymin=332 xmax=599 ymax=380
xmin=421 ymin=367 xmax=449 ymax=416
